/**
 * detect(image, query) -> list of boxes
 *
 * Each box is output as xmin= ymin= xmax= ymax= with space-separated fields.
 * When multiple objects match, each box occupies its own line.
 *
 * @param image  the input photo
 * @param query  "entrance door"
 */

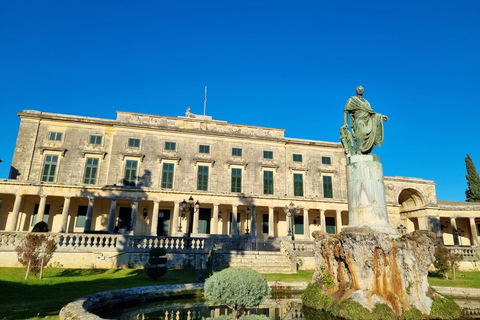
xmin=118 ymin=207 xmax=132 ymax=231
xmin=198 ymin=208 xmax=211 ymax=234
xmin=294 ymin=215 xmax=304 ymax=235
xmin=157 ymin=210 xmax=171 ymax=236
xmin=326 ymin=217 xmax=336 ymax=234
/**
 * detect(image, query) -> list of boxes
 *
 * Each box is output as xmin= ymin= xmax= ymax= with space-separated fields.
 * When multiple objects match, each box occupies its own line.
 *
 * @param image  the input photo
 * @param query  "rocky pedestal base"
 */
xmin=312 ymin=227 xmax=436 ymax=315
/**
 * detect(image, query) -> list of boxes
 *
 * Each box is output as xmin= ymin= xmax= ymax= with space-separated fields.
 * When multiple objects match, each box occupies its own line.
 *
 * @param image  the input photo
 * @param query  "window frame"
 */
xmin=161 ymin=162 xmax=175 ymax=189
xmin=263 ymin=150 xmax=273 ymax=159
xmin=231 ymin=167 xmax=242 ymax=193
xmin=128 ymin=138 xmax=141 ymax=148
xmin=164 ymin=141 xmax=176 ymax=151
xmin=41 ymin=154 xmax=59 ymax=182
xmin=199 ymin=144 xmax=210 ymax=154
xmin=293 ymin=154 xmax=303 ymax=162
xmin=293 ymin=173 xmax=304 ymax=197
xmin=83 ymin=157 xmax=99 ymax=185
xmin=123 ymin=159 xmax=138 ymax=186
xmin=232 ymin=148 xmax=243 ymax=157
xmin=48 ymin=131 xmax=63 ymax=141
xmin=89 ymin=135 xmax=102 ymax=145
xmin=323 ymin=175 xmax=333 ymax=198
xmin=263 ymin=170 xmax=274 ymax=195
xmin=197 ymin=165 xmax=209 ymax=191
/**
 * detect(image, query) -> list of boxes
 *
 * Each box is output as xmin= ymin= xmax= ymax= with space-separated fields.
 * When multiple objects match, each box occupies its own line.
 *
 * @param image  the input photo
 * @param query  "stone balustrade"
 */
xmin=281 ymin=239 xmax=316 ymax=256
xmin=447 ymin=246 xmax=479 ymax=261
xmin=0 ymin=231 xmax=208 ymax=253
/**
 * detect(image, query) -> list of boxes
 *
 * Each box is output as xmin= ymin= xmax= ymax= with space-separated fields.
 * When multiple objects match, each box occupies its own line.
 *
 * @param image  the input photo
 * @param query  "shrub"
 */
xmin=204 ymin=268 xmax=270 ymax=320
xmin=146 ymin=248 xmax=167 ymax=281
xmin=433 ymin=246 xmax=463 ymax=280
xmin=430 ymin=297 xmax=462 ymax=320
xmin=401 ymin=308 xmax=422 ymax=320
xmin=15 ymin=233 xmax=57 ymax=280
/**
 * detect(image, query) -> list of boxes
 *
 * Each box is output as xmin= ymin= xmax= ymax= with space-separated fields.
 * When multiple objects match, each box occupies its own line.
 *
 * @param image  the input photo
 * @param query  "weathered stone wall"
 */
xmin=312 ymin=227 xmax=436 ymax=315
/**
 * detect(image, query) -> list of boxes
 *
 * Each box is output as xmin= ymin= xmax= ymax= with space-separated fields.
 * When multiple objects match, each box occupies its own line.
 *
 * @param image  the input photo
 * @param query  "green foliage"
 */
xmin=15 ymin=233 xmax=57 ymax=279
xmin=433 ymin=246 xmax=463 ymax=280
xmin=400 ymin=308 xmax=422 ymax=320
xmin=465 ymin=154 xmax=480 ymax=202
xmin=313 ymin=266 xmax=334 ymax=289
xmin=430 ymin=297 xmax=462 ymax=320
xmin=146 ymin=247 xmax=167 ymax=281
xmin=203 ymin=315 xmax=270 ymax=320
xmin=204 ymin=268 xmax=270 ymax=320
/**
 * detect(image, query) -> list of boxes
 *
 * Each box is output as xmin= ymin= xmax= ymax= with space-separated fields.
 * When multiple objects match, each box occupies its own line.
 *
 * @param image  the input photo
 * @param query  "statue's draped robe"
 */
xmin=344 ymin=96 xmax=384 ymax=154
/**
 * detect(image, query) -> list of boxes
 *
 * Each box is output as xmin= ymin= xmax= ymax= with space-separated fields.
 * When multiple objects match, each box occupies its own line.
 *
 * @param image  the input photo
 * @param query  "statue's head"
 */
xmin=356 ymin=86 xmax=364 ymax=95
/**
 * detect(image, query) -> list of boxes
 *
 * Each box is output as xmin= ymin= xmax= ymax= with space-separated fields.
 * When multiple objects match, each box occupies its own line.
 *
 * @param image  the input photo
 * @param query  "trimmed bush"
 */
xmin=204 ymin=267 xmax=270 ymax=320
xmin=146 ymin=247 xmax=167 ymax=281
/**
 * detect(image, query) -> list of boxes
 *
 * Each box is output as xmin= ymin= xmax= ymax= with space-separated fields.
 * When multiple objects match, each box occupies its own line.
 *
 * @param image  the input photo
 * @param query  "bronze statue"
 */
xmin=340 ymin=86 xmax=389 ymax=156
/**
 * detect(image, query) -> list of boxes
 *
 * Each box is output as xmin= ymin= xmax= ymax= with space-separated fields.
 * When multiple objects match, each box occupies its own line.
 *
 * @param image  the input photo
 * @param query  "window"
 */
xmin=323 ymin=176 xmax=333 ymax=198
xmin=232 ymin=148 xmax=242 ymax=157
xmin=293 ymin=154 xmax=303 ymax=162
xmin=48 ymin=131 xmax=63 ymax=141
xmin=294 ymin=173 xmax=304 ymax=196
xmin=231 ymin=168 xmax=242 ymax=193
xmin=263 ymin=170 xmax=274 ymax=195
xmin=199 ymin=145 xmax=210 ymax=154
xmin=75 ymin=206 xmax=87 ymax=228
xmin=262 ymin=214 xmax=269 ymax=234
xmin=124 ymin=160 xmax=138 ymax=186
xmin=41 ymin=154 xmax=59 ymax=182
xmin=263 ymin=150 xmax=273 ymax=159
xmin=83 ymin=157 xmax=99 ymax=184
xmin=197 ymin=165 xmax=209 ymax=191
xmin=161 ymin=163 xmax=174 ymax=189
xmin=165 ymin=141 xmax=176 ymax=151
xmin=322 ymin=156 xmax=331 ymax=165
xmin=31 ymin=204 xmax=50 ymax=226
xmin=326 ymin=217 xmax=336 ymax=234
xmin=128 ymin=138 xmax=140 ymax=148
xmin=294 ymin=215 xmax=304 ymax=235
xmin=89 ymin=135 xmax=102 ymax=145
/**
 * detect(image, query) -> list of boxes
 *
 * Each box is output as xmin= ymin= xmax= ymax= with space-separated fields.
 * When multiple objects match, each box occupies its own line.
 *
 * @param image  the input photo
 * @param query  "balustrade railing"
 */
xmin=447 ymin=246 xmax=479 ymax=261
xmin=281 ymin=239 xmax=315 ymax=256
xmin=0 ymin=231 xmax=208 ymax=253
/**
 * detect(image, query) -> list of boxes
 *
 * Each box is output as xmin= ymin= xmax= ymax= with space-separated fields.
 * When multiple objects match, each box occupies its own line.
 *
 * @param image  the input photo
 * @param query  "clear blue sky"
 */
xmin=1 ymin=0 xmax=479 ymax=201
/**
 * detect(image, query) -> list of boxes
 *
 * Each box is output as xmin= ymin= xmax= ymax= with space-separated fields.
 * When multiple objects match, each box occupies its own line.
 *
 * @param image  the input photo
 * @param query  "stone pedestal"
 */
xmin=346 ymin=154 xmax=397 ymax=235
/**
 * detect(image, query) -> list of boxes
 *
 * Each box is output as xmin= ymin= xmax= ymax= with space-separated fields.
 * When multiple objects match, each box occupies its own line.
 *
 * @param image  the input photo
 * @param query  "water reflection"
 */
xmin=98 ymin=298 xmax=305 ymax=320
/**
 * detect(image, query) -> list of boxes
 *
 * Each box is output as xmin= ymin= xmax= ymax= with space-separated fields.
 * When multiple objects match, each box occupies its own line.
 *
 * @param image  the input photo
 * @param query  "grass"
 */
xmin=1 ymin=267 xmax=479 ymax=320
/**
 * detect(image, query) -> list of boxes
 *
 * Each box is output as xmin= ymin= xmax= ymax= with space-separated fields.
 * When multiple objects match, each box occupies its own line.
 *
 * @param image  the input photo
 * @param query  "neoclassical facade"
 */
xmin=0 ymin=109 xmax=479 ymax=247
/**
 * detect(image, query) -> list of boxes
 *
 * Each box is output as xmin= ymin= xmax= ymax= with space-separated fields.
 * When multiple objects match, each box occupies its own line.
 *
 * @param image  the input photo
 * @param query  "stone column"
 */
xmin=107 ymin=199 xmax=117 ymax=233
xmin=83 ymin=197 xmax=95 ymax=232
xmin=5 ymin=194 xmax=23 ymax=231
xmin=192 ymin=205 xmax=200 ymax=235
xmin=130 ymin=201 xmax=138 ymax=235
xmin=151 ymin=200 xmax=160 ymax=236
xmin=450 ymin=217 xmax=459 ymax=246
xmin=320 ymin=209 xmax=326 ymax=232
xmin=172 ymin=201 xmax=181 ymax=235
xmin=59 ymin=197 xmax=71 ymax=233
xmin=268 ymin=207 xmax=275 ymax=237
xmin=36 ymin=195 xmax=47 ymax=224
xmin=469 ymin=217 xmax=479 ymax=246
xmin=232 ymin=205 xmax=238 ymax=235
xmin=212 ymin=204 xmax=219 ymax=235
xmin=336 ymin=210 xmax=342 ymax=234
xmin=303 ymin=208 xmax=310 ymax=239
xmin=250 ymin=205 xmax=257 ymax=238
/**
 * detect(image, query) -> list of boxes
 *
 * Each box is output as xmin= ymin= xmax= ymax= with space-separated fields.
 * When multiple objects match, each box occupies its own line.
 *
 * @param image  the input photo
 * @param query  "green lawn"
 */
xmin=1 ymin=267 xmax=479 ymax=320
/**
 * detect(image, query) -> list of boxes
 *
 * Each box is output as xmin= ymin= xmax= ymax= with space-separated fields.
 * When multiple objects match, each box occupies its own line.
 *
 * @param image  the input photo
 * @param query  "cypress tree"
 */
xmin=465 ymin=154 xmax=480 ymax=202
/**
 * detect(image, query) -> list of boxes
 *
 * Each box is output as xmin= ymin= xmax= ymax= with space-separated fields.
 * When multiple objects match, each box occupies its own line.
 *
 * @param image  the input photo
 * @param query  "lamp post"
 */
xmin=245 ymin=207 xmax=251 ymax=235
xmin=179 ymin=196 xmax=200 ymax=234
xmin=284 ymin=202 xmax=301 ymax=243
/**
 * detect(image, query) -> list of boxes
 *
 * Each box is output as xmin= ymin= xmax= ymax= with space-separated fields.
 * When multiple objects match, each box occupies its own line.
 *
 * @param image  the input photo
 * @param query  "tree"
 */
xmin=204 ymin=268 xmax=270 ymax=320
xmin=146 ymin=248 xmax=167 ymax=281
xmin=15 ymin=233 xmax=57 ymax=280
xmin=465 ymin=154 xmax=480 ymax=202
xmin=433 ymin=246 xmax=463 ymax=280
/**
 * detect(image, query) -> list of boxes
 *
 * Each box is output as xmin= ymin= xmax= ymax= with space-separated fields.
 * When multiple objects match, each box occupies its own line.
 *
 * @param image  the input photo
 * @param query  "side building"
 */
xmin=0 ymin=109 xmax=479 ymax=253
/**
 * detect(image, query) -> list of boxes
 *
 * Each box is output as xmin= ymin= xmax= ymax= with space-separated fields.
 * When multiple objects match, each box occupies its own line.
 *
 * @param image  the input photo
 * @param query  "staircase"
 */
xmin=211 ymin=250 xmax=296 ymax=273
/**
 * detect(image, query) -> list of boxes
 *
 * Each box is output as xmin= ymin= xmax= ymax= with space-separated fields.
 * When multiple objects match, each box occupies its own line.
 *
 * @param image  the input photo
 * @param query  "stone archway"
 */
xmin=398 ymin=188 xmax=425 ymax=232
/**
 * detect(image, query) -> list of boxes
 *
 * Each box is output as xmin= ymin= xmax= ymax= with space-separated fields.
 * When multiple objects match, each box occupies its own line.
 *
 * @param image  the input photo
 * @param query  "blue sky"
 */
xmin=1 ymin=0 xmax=479 ymax=201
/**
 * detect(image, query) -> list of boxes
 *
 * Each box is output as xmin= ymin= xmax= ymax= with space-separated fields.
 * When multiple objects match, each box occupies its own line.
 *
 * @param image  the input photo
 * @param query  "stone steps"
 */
xmin=225 ymin=251 xmax=295 ymax=274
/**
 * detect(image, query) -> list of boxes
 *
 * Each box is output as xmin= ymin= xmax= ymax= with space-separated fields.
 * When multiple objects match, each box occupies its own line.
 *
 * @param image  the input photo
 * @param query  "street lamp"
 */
xmin=179 ymin=196 xmax=200 ymax=233
xmin=245 ymin=207 xmax=251 ymax=235
xmin=284 ymin=202 xmax=301 ymax=241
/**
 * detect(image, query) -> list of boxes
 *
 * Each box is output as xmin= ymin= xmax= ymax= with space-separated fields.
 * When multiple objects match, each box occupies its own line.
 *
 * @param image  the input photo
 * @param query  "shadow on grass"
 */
xmin=428 ymin=271 xmax=444 ymax=279
xmin=0 ymin=268 xmax=209 ymax=320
